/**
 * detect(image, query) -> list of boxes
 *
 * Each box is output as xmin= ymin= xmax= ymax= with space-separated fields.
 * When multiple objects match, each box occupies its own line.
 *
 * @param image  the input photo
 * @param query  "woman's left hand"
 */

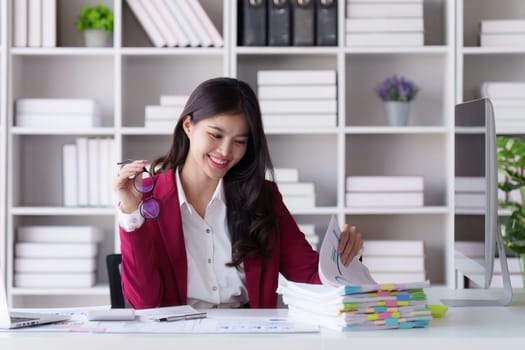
xmin=337 ymin=224 xmax=363 ymax=266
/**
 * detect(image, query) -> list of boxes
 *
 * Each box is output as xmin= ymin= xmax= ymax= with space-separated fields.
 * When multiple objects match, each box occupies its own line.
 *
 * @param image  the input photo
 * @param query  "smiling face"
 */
xmin=182 ymin=113 xmax=250 ymax=184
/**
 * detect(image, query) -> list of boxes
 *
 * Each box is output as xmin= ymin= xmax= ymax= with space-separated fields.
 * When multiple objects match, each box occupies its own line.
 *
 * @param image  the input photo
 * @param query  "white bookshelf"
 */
xmin=0 ymin=0 xmax=8 ymax=279
xmin=3 ymin=0 xmax=509 ymax=307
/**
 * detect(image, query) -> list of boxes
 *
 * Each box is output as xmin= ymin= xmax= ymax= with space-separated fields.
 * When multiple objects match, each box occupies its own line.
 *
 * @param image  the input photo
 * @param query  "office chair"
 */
xmin=106 ymin=253 xmax=126 ymax=308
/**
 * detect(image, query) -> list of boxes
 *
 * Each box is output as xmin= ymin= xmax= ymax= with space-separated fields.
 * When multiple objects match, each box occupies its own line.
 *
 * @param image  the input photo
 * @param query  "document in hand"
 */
xmin=277 ymin=216 xmax=431 ymax=331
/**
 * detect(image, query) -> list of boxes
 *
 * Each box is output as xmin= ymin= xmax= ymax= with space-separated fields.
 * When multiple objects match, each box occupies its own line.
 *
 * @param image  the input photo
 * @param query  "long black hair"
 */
xmin=150 ymin=77 xmax=275 ymax=266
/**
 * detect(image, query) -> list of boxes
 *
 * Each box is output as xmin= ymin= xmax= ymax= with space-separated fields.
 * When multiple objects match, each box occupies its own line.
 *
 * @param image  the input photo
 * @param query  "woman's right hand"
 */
xmin=112 ymin=159 xmax=148 ymax=214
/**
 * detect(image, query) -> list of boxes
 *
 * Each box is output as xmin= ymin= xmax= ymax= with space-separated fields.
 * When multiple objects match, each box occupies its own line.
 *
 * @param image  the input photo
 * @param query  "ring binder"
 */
xmin=315 ymin=0 xmax=337 ymax=46
xmin=239 ymin=0 xmax=267 ymax=46
xmin=292 ymin=0 xmax=315 ymax=46
xmin=268 ymin=0 xmax=291 ymax=46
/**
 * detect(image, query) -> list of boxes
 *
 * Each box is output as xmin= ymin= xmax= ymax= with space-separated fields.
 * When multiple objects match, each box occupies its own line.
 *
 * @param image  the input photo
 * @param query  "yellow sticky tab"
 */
xmin=381 ymin=283 xmax=395 ymax=290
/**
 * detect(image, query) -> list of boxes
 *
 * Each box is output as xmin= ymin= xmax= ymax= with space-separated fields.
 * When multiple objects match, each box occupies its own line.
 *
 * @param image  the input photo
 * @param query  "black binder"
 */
xmin=291 ymin=0 xmax=315 ymax=46
xmin=315 ymin=0 xmax=337 ymax=46
xmin=239 ymin=0 xmax=267 ymax=46
xmin=268 ymin=0 xmax=291 ymax=46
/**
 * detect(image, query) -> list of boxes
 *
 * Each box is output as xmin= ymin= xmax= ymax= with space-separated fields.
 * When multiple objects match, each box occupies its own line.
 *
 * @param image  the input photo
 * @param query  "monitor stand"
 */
xmin=441 ymin=229 xmax=513 ymax=307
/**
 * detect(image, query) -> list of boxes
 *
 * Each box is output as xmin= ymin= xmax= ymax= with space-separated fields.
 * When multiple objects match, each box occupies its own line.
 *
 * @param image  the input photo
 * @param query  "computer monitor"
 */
xmin=443 ymin=98 xmax=513 ymax=307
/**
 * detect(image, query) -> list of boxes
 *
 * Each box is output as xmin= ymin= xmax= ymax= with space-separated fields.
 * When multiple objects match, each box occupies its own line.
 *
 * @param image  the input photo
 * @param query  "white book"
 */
xmin=145 ymin=105 xmax=184 ymax=119
xmin=41 ymin=0 xmax=56 ymax=47
xmin=144 ymin=120 xmax=176 ymax=129
xmin=259 ymin=99 xmax=337 ymax=114
xmin=271 ymin=168 xmax=299 ymax=183
xmin=346 ymin=192 xmax=424 ymax=207
xmin=370 ymin=272 xmax=427 ymax=284
xmin=364 ymin=256 xmax=425 ymax=273
xmin=257 ymin=70 xmax=336 ymax=86
xmin=164 ymin=0 xmax=201 ymax=47
xmin=494 ymin=107 xmax=525 ymax=120
xmin=14 ymin=272 xmax=96 ymax=288
xmin=76 ymin=137 xmax=89 ymax=206
xmin=176 ymin=0 xmax=213 ymax=47
xmin=62 ymin=144 xmax=78 ymax=207
xmin=262 ymin=114 xmax=337 ymax=129
xmin=15 ymin=98 xmax=100 ymax=114
xmin=13 ymin=0 xmax=28 ymax=47
xmin=87 ymin=138 xmax=100 ymax=206
xmin=126 ymin=0 xmax=167 ymax=47
xmin=346 ymin=3 xmax=423 ymax=18
xmin=28 ymin=0 xmax=42 ymax=47
xmin=98 ymin=138 xmax=112 ymax=207
xmin=493 ymin=257 xmax=522 ymax=274
xmin=346 ymin=32 xmax=424 ymax=47
xmin=454 ymin=193 xmax=485 ymax=209
xmin=362 ymin=240 xmax=424 ymax=257
xmin=470 ymin=274 xmax=523 ymax=289
xmin=346 ymin=176 xmax=424 ymax=192
xmin=490 ymin=98 xmax=525 ymax=108
xmin=151 ymin=0 xmax=189 ymax=47
xmin=185 ymin=0 xmax=224 ymax=47
xmin=140 ymin=0 xmax=177 ymax=47
xmin=277 ymin=182 xmax=315 ymax=196
xmin=481 ymin=19 xmax=525 ymax=33
xmin=15 ymin=113 xmax=102 ymax=129
xmin=258 ymin=85 xmax=337 ymax=100
xmin=481 ymin=82 xmax=525 ymax=98
xmin=15 ymin=242 xmax=98 ymax=258
xmin=345 ymin=18 xmax=424 ymax=33
xmin=283 ymin=195 xmax=316 ymax=210
xmin=160 ymin=95 xmax=189 ymax=106
xmin=14 ymin=258 xmax=97 ymax=273
xmin=17 ymin=225 xmax=104 ymax=243
xmin=455 ymin=176 xmax=485 ymax=193
xmin=480 ymin=33 xmax=525 ymax=47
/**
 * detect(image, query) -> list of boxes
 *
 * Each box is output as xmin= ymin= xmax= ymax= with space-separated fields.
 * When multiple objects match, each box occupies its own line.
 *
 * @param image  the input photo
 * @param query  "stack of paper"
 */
xmin=362 ymin=240 xmax=426 ymax=283
xmin=480 ymin=20 xmax=525 ymax=47
xmin=257 ymin=70 xmax=337 ymax=129
xmin=267 ymin=168 xmax=317 ymax=211
xmin=144 ymin=94 xmax=189 ymax=129
xmin=14 ymin=225 xmax=103 ymax=288
xmin=480 ymin=82 xmax=525 ymax=133
xmin=14 ymin=98 xmax=102 ymax=129
xmin=345 ymin=0 xmax=424 ymax=47
xmin=277 ymin=217 xmax=431 ymax=331
xmin=346 ymin=176 xmax=424 ymax=208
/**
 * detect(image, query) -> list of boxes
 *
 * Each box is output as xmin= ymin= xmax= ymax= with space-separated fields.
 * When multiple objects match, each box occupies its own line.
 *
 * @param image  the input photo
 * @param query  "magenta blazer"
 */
xmin=120 ymin=168 xmax=321 ymax=309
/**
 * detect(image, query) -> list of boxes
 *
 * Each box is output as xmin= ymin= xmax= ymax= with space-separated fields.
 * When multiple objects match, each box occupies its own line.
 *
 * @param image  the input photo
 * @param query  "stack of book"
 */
xmin=62 ymin=137 xmax=116 ymax=208
xmin=363 ymin=240 xmax=426 ymax=283
xmin=454 ymin=176 xmax=485 ymax=210
xmin=480 ymin=82 xmax=525 ymax=133
xmin=14 ymin=225 xmax=103 ymax=288
xmin=126 ymin=0 xmax=223 ymax=48
xmin=13 ymin=0 xmax=56 ymax=47
xmin=480 ymin=19 xmax=525 ymax=47
xmin=345 ymin=0 xmax=424 ymax=47
xmin=298 ymin=224 xmax=320 ymax=251
xmin=269 ymin=167 xmax=317 ymax=211
xmin=278 ymin=280 xmax=431 ymax=331
xmin=257 ymin=70 xmax=337 ymax=129
xmin=144 ymin=94 xmax=189 ymax=129
xmin=346 ymin=176 xmax=424 ymax=208
xmin=14 ymin=98 xmax=102 ymax=129
xmin=277 ymin=217 xmax=432 ymax=331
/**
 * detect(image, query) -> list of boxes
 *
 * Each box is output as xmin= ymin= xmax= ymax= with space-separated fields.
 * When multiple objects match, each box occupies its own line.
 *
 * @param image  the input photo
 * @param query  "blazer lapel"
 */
xmin=155 ymin=169 xmax=188 ymax=303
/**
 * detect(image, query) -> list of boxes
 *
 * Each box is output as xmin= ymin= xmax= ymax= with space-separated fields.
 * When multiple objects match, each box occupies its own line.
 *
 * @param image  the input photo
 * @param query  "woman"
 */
xmin=113 ymin=77 xmax=363 ymax=309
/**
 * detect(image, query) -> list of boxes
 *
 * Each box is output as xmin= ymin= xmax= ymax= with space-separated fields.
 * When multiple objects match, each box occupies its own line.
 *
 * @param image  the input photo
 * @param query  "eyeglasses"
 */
xmin=117 ymin=159 xmax=160 ymax=219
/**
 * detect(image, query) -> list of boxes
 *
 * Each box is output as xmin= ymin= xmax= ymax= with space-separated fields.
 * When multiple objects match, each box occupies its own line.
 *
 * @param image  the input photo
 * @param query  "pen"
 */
xmin=117 ymin=159 xmax=134 ymax=166
xmin=156 ymin=312 xmax=207 ymax=322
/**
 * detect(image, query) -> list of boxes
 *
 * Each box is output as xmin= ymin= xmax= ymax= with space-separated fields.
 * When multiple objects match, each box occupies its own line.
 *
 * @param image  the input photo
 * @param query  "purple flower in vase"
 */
xmin=376 ymin=75 xmax=419 ymax=102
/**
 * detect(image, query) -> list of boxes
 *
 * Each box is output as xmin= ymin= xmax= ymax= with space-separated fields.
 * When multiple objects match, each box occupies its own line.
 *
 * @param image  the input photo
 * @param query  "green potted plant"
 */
xmin=375 ymin=75 xmax=419 ymax=126
xmin=75 ymin=3 xmax=114 ymax=47
xmin=497 ymin=135 xmax=525 ymax=287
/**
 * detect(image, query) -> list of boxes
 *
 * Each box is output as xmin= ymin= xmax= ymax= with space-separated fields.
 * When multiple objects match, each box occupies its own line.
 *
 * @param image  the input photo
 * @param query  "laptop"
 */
xmin=0 ymin=266 xmax=70 ymax=329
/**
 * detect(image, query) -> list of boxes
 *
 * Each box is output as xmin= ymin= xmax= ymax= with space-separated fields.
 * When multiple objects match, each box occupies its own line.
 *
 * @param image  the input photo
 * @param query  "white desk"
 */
xmin=1 ymin=288 xmax=524 ymax=350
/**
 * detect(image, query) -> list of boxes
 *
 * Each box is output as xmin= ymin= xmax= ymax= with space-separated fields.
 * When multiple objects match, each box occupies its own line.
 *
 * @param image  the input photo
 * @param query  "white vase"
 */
xmin=384 ymin=101 xmax=411 ymax=126
xmin=83 ymin=29 xmax=112 ymax=47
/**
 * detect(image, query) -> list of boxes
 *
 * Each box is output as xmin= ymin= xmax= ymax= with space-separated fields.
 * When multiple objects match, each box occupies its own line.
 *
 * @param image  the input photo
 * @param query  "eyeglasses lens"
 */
xmin=140 ymin=198 xmax=160 ymax=219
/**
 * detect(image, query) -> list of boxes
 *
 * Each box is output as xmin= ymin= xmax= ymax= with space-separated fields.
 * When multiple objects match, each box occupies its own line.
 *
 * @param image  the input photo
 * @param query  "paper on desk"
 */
xmin=318 ymin=216 xmax=377 ymax=287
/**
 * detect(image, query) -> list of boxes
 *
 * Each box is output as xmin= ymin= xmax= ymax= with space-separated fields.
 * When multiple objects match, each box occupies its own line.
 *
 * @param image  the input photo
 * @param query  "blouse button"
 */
xmin=205 ymin=228 xmax=211 ymax=234
xmin=208 ymin=258 xmax=212 ymax=264
xmin=212 ymin=286 xmax=217 ymax=292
